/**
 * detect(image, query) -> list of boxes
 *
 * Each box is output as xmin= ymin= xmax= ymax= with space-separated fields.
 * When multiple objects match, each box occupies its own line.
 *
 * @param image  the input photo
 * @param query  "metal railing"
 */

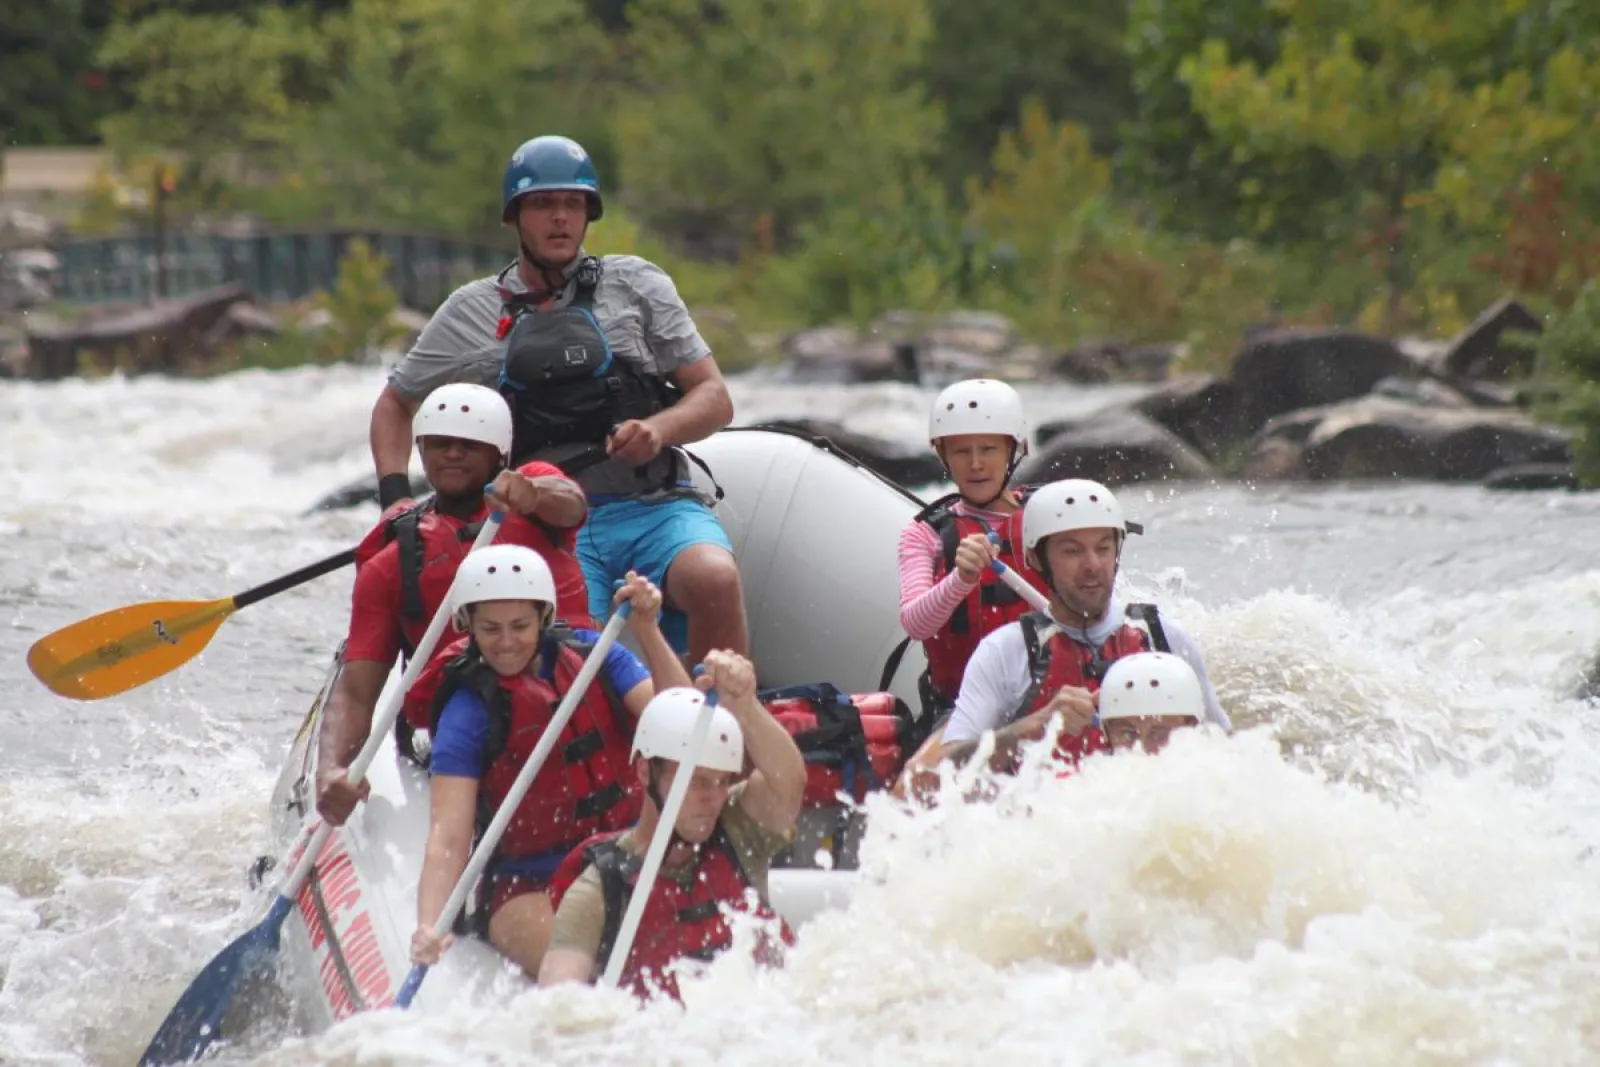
xmin=38 ymin=227 xmax=509 ymax=309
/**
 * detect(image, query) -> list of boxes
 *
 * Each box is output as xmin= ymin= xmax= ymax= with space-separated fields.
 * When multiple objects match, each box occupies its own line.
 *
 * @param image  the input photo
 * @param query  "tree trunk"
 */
xmin=1382 ymin=158 xmax=1407 ymax=335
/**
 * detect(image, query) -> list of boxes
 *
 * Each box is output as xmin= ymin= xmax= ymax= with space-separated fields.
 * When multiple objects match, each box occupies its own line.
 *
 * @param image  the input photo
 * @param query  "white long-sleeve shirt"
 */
xmin=942 ymin=599 xmax=1231 ymax=744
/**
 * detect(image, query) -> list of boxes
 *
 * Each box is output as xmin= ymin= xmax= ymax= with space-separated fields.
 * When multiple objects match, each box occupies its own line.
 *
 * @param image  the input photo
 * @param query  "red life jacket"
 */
xmin=409 ymin=629 xmax=641 ymax=867
xmin=547 ymin=826 xmax=796 ymax=1001
xmin=352 ymin=498 xmax=594 ymax=659
xmin=761 ymin=684 xmax=921 ymax=808
xmin=1017 ymin=604 xmax=1169 ymax=765
xmin=916 ymin=489 xmax=1050 ymax=710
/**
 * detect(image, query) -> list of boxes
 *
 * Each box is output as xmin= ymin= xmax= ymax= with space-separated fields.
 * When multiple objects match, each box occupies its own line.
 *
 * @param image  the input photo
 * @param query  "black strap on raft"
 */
xmin=714 ymin=424 xmax=928 ymax=509
xmin=878 ymin=635 xmax=951 ymax=730
xmin=878 ymin=636 xmax=963 ymax=730
xmin=877 ymin=637 xmax=912 ymax=694
xmin=680 ymin=447 xmax=725 ymax=502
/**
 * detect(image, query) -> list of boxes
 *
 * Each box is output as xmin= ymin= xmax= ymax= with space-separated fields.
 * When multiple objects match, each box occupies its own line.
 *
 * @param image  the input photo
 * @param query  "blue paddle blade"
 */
xmin=393 ymin=963 xmax=428 ymax=1010
xmin=139 ymin=895 xmax=293 ymax=1066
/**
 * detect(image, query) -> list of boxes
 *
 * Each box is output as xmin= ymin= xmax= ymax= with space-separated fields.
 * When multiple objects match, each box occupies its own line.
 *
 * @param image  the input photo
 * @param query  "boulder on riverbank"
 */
xmin=1240 ymin=395 xmax=1570 ymax=482
xmin=1021 ymin=408 xmax=1216 ymax=485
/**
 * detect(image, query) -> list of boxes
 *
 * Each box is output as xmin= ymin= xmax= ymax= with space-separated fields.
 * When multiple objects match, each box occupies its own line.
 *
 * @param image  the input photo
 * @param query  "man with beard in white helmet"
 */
xmin=933 ymin=478 xmax=1229 ymax=773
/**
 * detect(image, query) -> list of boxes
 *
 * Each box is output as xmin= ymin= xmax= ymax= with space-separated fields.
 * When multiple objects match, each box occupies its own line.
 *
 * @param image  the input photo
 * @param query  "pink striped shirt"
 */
xmin=898 ymin=500 xmax=1019 ymax=640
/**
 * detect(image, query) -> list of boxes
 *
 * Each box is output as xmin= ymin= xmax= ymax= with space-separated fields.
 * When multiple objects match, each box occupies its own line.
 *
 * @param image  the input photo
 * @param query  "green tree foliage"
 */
xmin=965 ymin=100 xmax=1117 ymax=341
xmin=964 ymin=99 xmax=1277 ymax=365
xmin=1178 ymin=0 xmax=1600 ymax=329
xmin=96 ymin=5 xmax=333 ymax=195
xmin=6 ymin=0 xmax=1597 ymax=384
xmin=293 ymin=0 xmax=609 ymax=233
xmin=1533 ymin=281 xmax=1600 ymax=484
xmin=313 ymin=237 xmax=410 ymax=362
xmin=1121 ymin=0 xmax=1352 ymax=245
xmin=921 ymin=0 xmax=1135 ymax=184
xmin=612 ymin=0 xmax=943 ymax=255
xmin=772 ymin=171 xmax=968 ymax=326
xmin=0 ymin=0 xmax=118 ymax=146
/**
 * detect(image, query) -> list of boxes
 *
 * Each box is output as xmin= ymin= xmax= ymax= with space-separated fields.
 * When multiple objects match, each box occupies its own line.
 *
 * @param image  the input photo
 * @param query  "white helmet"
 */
xmin=631 ymin=687 xmax=745 ymax=774
xmin=450 ymin=544 xmax=556 ymax=611
xmin=413 ymin=383 xmax=514 ymax=457
xmin=928 ymin=379 xmax=1029 ymax=457
xmin=1098 ymin=653 xmax=1203 ymax=722
xmin=1022 ymin=478 xmax=1139 ymax=554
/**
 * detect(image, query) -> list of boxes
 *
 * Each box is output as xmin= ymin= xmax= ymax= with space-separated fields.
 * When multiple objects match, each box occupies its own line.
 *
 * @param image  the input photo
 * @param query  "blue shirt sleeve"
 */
xmin=570 ymin=627 xmax=651 ymax=697
xmin=429 ymin=688 xmax=493 ymax=778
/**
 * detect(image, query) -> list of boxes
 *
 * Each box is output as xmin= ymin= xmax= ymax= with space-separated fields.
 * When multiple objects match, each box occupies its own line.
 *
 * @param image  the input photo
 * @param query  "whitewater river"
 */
xmin=4 ymin=363 xmax=1600 ymax=1065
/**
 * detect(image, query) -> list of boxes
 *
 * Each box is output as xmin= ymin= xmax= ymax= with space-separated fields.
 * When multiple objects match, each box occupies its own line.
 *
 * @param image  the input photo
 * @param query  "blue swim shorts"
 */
xmin=576 ymin=495 xmax=734 ymax=653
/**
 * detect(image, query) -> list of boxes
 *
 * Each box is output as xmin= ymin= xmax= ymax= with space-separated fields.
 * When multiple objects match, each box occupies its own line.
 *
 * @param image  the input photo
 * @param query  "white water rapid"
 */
xmin=5 ymin=363 xmax=1600 ymax=1065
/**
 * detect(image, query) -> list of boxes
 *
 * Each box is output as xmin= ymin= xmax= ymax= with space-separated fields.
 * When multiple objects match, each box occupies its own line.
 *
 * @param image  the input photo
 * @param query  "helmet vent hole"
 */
xmin=486 ymin=566 xmax=498 ymax=574
xmin=966 ymin=400 xmax=978 ymax=409
xmin=1150 ymin=679 xmax=1161 ymax=688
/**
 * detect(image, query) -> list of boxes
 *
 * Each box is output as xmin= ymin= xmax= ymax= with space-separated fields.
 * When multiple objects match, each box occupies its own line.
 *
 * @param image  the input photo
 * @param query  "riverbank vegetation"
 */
xmin=6 ymin=0 xmax=1599 ymax=384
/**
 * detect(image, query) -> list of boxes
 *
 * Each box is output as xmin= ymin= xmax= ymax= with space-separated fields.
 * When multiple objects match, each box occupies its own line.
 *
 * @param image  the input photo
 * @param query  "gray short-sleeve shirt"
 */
xmin=388 ymin=253 xmax=712 ymax=402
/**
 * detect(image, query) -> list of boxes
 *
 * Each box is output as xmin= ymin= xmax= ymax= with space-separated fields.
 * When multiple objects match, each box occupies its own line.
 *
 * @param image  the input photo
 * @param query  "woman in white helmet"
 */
xmin=539 ymin=649 xmax=806 ymax=999
xmin=1097 ymin=652 xmax=1204 ymax=755
xmin=898 ymin=379 xmax=1048 ymax=718
xmin=931 ymin=478 xmax=1229 ymax=775
xmin=891 ymin=379 xmax=1048 ymax=798
xmin=407 ymin=544 xmax=689 ymax=980
xmin=316 ymin=382 xmax=595 ymax=825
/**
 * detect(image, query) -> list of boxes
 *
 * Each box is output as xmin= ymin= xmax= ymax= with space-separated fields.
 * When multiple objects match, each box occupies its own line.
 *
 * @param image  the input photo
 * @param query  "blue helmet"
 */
xmin=501 ymin=136 xmax=603 ymax=222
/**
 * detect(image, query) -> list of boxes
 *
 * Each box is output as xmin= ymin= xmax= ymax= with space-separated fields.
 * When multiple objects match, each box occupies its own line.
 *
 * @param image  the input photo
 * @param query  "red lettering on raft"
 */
xmin=285 ymin=826 xmax=396 ymax=1021
xmin=341 ymin=912 xmax=393 ymax=1011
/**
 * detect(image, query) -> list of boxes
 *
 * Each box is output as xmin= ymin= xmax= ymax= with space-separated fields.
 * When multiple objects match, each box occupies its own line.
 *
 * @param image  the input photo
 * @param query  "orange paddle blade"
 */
xmin=27 ymin=598 xmax=238 ymax=701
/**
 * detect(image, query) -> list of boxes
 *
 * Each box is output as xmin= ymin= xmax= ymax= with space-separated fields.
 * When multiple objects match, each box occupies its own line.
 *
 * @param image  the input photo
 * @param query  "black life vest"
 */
xmin=495 ymin=258 xmax=684 ymax=498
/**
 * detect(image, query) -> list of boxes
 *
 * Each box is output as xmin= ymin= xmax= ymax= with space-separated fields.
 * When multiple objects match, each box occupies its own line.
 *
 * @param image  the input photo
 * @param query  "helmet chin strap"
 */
xmin=515 ymin=218 xmax=587 ymax=294
xmin=518 ymin=239 xmax=575 ymax=292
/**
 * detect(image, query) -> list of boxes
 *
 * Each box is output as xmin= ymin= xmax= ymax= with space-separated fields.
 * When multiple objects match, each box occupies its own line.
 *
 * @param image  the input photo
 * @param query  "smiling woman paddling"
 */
xmin=406 ymin=546 xmax=690 ymax=980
